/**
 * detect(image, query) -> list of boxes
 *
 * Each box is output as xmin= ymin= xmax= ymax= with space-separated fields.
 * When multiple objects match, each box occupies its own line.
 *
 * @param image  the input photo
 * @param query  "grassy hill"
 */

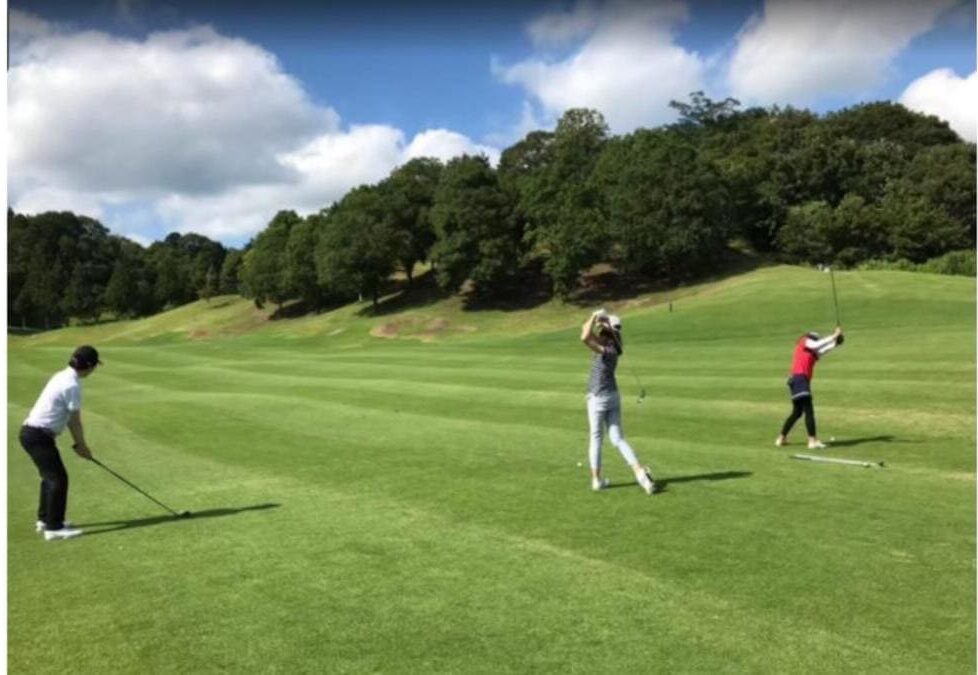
xmin=7 ymin=265 xmax=975 ymax=672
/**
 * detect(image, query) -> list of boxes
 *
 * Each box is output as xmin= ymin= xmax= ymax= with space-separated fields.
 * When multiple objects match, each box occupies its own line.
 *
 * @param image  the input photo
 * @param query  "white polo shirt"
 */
xmin=23 ymin=367 xmax=82 ymax=435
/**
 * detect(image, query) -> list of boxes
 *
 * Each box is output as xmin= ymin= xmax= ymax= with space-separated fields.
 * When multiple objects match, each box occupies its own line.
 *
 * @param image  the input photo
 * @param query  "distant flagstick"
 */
xmin=791 ymin=454 xmax=884 ymax=468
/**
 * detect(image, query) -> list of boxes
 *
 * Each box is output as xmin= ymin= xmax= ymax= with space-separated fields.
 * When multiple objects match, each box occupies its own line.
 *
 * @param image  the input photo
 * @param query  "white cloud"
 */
xmin=405 ymin=129 xmax=501 ymax=165
xmin=495 ymin=0 xmax=705 ymax=133
xmin=153 ymin=126 xmax=499 ymax=241
xmin=727 ymin=0 xmax=956 ymax=105
xmin=900 ymin=68 xmax=978 ymax=142
xmin=121 ymin=232 xmax=154 ymax=247
xmin=8 ymin=11 xmax=500 ymax=244
xmin=8 ymin=17 xmax=331 ymax=196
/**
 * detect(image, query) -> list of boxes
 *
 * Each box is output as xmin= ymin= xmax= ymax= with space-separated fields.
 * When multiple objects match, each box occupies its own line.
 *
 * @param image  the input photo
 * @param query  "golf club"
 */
xmin=86 ymin=454 xmax=191 ymax=518
xmin=790 ymin=453 xmax=884 ymax=468
xmin=829 ymin=267 xmax=841 ymax=326
xmin=609 ymin=330 xmax=646 ymax=403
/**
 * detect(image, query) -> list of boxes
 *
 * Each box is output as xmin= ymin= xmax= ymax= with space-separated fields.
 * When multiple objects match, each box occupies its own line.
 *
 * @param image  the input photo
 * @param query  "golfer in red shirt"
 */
xmin=775 ymin=327 xmax=843 ymax=450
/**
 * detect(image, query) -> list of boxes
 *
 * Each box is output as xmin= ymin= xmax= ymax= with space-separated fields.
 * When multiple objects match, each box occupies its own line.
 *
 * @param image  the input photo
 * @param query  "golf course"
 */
xmin=7 ymin=265 xmax=975 ymax=672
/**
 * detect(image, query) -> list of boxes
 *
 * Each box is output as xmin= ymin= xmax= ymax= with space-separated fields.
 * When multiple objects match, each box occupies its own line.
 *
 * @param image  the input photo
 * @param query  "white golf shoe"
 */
xmin=637 ymin=467 xmax=657 ymax=495
xmin=591 ymin=477 xmax=610 ymax=491
xmin=775 ymin=436 xmax=786 ymax=447
xmin=808 ymin=440 xmax=828 ymax=450
xmin=43 ymin=526 xmax=83 ymax=542
xmin=36 ymin=520 xmax=73 ymax=533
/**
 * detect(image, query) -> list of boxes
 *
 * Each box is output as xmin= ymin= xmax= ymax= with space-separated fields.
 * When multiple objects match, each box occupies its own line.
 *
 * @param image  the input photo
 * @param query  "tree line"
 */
xmin=7 ymin=211 xmax=241 ymax=328
xmin=7 ymin=94 xmax=976 ymax=327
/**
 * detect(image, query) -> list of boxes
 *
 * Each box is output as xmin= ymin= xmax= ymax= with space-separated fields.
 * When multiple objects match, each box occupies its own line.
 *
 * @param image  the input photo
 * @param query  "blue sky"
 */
xmin=8 ymin=0 xmax=976 ymax=246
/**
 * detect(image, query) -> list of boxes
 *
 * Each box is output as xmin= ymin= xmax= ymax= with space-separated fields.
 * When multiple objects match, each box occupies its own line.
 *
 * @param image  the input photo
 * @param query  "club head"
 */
xmin=178 ymin=511 xmax=192 ymax=519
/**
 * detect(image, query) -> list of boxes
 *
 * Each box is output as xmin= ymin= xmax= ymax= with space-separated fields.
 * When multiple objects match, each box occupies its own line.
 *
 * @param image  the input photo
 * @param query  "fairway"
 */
xmin=7 ymin=266 xmax=975 ymax=672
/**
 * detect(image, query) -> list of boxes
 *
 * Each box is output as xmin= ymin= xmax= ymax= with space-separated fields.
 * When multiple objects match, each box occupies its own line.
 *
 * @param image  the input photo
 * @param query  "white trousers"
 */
xmin=587 ymin=392 xmax=638 ymax=471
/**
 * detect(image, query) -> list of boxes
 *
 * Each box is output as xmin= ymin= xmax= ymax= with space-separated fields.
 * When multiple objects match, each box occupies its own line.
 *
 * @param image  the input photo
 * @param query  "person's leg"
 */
xmin=607 ymin=403 xmax=656 ymax=494
xmin=803 ymin=396 xmax=821 ymax=446
xmin=20 ymin=428 xmax=69 ymax=530
xmin=777 ymin=399 xmax=804 ymax=444
xmin=606 ymin=404 xmax=639 ymax=467
xmin=586 ymin=395 xmax=605 ymax=481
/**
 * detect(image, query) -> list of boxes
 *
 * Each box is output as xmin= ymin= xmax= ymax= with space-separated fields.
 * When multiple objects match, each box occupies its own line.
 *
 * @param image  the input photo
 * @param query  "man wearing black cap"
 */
xmin=19 ymin=345 xmax=101 ymax=541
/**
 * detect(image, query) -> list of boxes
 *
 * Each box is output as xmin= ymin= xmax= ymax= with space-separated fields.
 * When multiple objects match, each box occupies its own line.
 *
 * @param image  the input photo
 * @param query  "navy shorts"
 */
xmin=787 ymin=374 xmax=811 ymax=399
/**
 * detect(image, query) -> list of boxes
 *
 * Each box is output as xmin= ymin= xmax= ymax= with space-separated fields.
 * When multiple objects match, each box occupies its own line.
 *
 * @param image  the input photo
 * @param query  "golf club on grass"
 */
xmin=791 ymin=453 xmax=884 ymax=468
xmin=86 ymin=454 xmax=191 ymax=518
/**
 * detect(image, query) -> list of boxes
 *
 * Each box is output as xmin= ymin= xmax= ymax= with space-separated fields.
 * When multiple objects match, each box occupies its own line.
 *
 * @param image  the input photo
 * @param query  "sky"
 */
xmin=7 ymin=0 xmax=977 ymax=248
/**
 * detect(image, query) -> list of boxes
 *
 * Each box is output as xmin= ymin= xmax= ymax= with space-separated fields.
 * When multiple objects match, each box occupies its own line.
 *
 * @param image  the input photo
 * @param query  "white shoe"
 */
xmin=808 ymin=441 xmax=828 ymax=450
xmin=43 ymin=527 xmax=83 ymax=541
xmin=36 ymin=520 xmax=73 ymax=533
xmin=636 ymin=467 xmax=657 ymax=495
xmin=591 ymin=477 xmax=610 ymax=491
xmin=775 ymin=437 xmax=785 ymax=447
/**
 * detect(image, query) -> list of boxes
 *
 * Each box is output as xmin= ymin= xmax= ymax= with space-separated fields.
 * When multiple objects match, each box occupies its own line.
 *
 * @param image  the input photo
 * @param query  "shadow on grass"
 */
xmin=358 ymin=270 xmax=454 ymax=317
xmin=606 ymin=470 xmax=752 ymax=492
xmin=826 ymin=435 xmax=909 ymax=447
xmin=75 ymin=502 xmax=281 ymax=536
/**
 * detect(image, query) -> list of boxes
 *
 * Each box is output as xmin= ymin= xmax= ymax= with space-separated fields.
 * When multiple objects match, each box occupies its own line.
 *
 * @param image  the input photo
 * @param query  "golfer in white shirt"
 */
xmin=19 ymin=345 xmax=101 ymax=541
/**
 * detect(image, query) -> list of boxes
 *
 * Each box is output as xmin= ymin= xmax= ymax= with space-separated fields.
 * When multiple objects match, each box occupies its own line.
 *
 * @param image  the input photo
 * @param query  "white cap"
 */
xmin=608 ymin=314 xmax=622 ymax=331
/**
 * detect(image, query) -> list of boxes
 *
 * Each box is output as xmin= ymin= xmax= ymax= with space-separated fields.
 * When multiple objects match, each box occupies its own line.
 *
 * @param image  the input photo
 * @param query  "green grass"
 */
xmin=7 ymin=266 xmax=975 ymax=672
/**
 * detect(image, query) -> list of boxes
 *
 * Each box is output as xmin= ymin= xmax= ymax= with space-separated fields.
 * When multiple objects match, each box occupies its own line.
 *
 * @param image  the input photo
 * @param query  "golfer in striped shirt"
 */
xmin=581 ymin=310 xmax=656 ymax=494
xmin=776 ymin=327 xmax=843 ymax=450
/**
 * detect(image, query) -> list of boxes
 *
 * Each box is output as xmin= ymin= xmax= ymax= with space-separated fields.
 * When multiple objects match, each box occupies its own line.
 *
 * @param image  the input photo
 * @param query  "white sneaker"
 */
xmin=36 ymin=520 xmax=73 ymax=533
xmin=43 ymin=527 xmax=83 ymax=541
xmin=591 ymin=477 xmax=610 ymax=491
xmin=636 ymin=467 xmax=657 ymax=495
xmin=808 ymin=441 xmax=828 ymax=450
xmin=775 ymin=437 xmax=785 ymax=447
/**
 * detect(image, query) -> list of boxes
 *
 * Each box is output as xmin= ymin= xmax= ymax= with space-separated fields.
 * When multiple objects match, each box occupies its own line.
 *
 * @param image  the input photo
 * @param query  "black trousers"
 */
xmin=19 ymin=426 xmax=69 ymax=529
xmin=781 ymin=396 xmax=816 ymax=437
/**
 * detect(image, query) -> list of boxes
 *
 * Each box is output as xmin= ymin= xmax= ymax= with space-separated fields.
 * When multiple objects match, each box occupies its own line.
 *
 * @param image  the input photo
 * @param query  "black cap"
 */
xmin=69 ymin=345 xmax=102 ymax=370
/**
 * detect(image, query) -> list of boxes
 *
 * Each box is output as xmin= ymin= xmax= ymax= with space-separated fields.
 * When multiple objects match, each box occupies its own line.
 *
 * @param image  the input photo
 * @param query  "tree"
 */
xmin=381 ymin=157 xmax=443 ymax=284
xmin=219 ymin=249 xmax=245 ymax=295
xmin=429 ymin=155 xmax=522 ymax=296
xmin=104 ymin=258 xmax=139 ymax=317
xmin=284 ymin=217 xmax=324 ymax=309
xmin=822 ymin=101 xmax=960 ymax=149
xmin=593 ymin=129 xmax=730 ymax=279
xmin=240 ymin=210 xmax=301 ymax=309
xmin=315 ymin=187 xmax=401 ymax=310
xmin=522 ymin=108 xmax=610 ymax=296
xmin=669 ymin=90 xmax=742 ymax=128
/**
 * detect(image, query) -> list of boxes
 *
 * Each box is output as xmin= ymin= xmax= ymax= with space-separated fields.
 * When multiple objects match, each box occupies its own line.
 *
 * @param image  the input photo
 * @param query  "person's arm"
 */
xmin=581 ymin=310 xmax=606 ymax=354
xmin=808 ymin=327 xmax=843 ymax=356
xmin=66 ymin=410 xmax=93 ymax=459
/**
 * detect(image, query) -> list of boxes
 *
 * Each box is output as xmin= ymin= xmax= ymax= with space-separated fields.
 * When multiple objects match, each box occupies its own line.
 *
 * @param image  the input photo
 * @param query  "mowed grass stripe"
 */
xmin=8 ymin=267 xmax=974 ymax=672
xmin=9 ymin=396 xmax=960 ymax=675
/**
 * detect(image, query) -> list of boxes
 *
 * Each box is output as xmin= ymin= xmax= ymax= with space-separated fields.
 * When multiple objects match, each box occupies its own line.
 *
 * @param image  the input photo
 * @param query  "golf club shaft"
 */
xmin=90 ymin=457 xmax=180 ymax=516
xmin=830 ymin=269 xmax=841 ymax=325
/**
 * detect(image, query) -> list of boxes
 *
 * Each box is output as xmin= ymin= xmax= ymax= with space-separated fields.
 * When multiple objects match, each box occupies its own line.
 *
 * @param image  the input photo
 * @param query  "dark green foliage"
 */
xmin=593 ymin=129 xmax=730 ymax=279
xmin=315 ymin=186 xmax=402 ymax=309
xmin=7 ymin=210 xmax=232 ymax=328
xmin=777 ymin=196 xmax=890 ymax=267
xmin=219 ymin=249 xmax=245 ymax=295
xmin=8 ymin=96 xmax=974 ymax=322
xmin=860 ymin=250 xmax=975 ymax=276
xmin=381 ymin=157 xmax=443 ymax=284
xmin=240 ymin=210 xmax=301 ymax=309
xmin=822 ymin=101 xmax=960 ymax=149
xmin=520 ymin=109 xmax=610 ymax=296
xmin=429 ymin=155 xmax=522 ymax=296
